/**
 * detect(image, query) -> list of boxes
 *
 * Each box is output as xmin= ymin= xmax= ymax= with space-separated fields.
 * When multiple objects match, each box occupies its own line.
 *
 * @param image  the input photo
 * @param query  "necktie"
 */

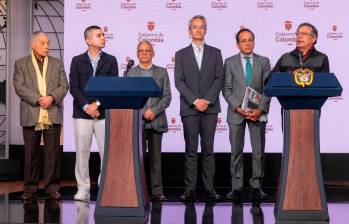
xmin=245 ymin=56 xmax=252 ymax=86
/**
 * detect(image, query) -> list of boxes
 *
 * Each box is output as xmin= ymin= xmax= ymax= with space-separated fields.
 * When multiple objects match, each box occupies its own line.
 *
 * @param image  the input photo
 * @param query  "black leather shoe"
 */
xmin=205 ymin=190 xmax=221 ymax=202
xmin=225 ymin=190 xmax=243 ymax=204
xmin=180 ymin=190 xmax=195 ymax=202
xmin=250 ymin=188 xmax=267 ymax=206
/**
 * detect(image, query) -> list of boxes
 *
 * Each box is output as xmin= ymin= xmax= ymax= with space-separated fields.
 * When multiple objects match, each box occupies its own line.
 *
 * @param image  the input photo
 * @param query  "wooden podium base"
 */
xmin=275 ymin=109 xmax=329 ymax=223
xmin=94 ymin=109 xmax=149 ymax=221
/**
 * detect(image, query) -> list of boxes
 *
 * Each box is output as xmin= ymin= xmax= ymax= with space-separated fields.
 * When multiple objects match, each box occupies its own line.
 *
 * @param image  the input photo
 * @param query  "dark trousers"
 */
xmin=142 ymin=129 xmax=163 ymax=195
xmin=23 ymin=124 xmax=61 ymax=193
xmin=181 ymin=113 xmax=218 ymax=191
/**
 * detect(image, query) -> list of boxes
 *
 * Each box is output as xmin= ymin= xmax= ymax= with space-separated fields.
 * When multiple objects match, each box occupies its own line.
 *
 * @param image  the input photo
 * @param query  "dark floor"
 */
xmin=1 ymin=186 xmax=349 ymax=224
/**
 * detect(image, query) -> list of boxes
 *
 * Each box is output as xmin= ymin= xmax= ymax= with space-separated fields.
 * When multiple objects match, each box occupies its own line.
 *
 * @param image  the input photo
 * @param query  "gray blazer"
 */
xmin=222 ymin=53 xmax=271 ymax=125
xmin=13 ymin=55 xmax=69 ymax=127
xmin=174 ymin=44 xmax=224 ymax=116
xmin=127 ymin=65 xmax=172 ymax=133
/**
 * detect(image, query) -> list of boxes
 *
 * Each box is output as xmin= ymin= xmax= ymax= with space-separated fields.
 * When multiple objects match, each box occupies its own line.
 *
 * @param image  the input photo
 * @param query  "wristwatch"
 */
xmin=96 ymin=100 xmax=101 ymax=107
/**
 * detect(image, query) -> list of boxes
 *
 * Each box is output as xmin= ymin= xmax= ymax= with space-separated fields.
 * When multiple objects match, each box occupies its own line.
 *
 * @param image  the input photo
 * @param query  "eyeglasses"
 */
xmin=296 ymin=32 xmax=313 ymax=37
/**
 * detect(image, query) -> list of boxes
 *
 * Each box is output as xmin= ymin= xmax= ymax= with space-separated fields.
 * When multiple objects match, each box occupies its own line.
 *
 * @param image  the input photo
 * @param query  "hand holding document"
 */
xmin=241 ymin=87 xmax=267 ymax=122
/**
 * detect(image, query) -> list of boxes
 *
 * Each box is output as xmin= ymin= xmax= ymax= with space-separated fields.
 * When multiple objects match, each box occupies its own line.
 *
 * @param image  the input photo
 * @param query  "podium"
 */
xmin=265 ymin=72 xmax=342 ymax=223
xmin=84 ymin=77 xmax=162 ymax=223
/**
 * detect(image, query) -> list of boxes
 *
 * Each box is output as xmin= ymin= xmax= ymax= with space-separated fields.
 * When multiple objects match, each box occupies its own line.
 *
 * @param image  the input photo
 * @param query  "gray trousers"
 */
xmin=229 ymin=120 xmax=266 ymax=190
xmin=182 ymin=113 xmax=218 ymax=191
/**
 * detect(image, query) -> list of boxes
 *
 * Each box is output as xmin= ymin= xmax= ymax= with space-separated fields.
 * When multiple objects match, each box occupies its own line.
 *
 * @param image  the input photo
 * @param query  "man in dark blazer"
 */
xmin=175 ymin=15 xmax=224 ymax=202
xmin=13 ymin=31 xmax=69 ymax=200
xmin=223 ymin=28 xmax=271 ymax=205
xmin=69 ymin=25 xmax=118 ymax=201
xmin=127 ymin=40 xmax=171 ymax=201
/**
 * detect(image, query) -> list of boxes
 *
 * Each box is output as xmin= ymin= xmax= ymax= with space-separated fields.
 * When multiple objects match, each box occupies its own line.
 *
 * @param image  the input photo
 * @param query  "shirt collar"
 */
xmin=240 ymin=52 xmax=253 ymax=59
xmin=139 ymin=64 xmax=153 ymax=70
xmin=191 ymin=42 xmax=205 ymax=50
xmin=87 ymin=50 xmax=102 ymax=62
xmin=33 ymin=52 xmax=45 ymax=63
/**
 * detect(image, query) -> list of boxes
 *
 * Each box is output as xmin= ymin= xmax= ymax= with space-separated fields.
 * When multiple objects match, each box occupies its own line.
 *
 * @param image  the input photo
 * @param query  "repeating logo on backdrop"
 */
xmin=166 ymin=0 xmax=182 ymax=10
xmin=304 ymin=0 xmax=320 ymax=10
xmin=166 ymin=56 xmax=175 ymax=70
xmin=103 ymin=26 xmax=114 ymax=40
xmin=274 ymin=20 xmax=296 ymax=46
xmin=327 ymin=25 xmax=343 ymax=40
xmin=168 ymin=117 xmax=182 ymax=132
xmin=147 ymin=21 xmax=155 ymax=31
xmin=76 ymin=0 xmax=91 ymax=11
xmin=284 ymin=20 xmax=292 ymax=31
xmin=138 ymin=21 xmax=165 ymax=45
xmin=216 ymin=117 xmax=227 ymax=133
xmin=121 ymin=0 xmax=137 ymax=11
xmin=211 ymin=0 xmax=228 ymax=10
xmin=257 ymin=0 xmax=274 ymax=10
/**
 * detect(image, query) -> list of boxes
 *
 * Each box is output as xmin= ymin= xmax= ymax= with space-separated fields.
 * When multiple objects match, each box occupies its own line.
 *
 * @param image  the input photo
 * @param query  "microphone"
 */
xmin=298 ymin=52 xmax=303 ymax=69
xmin=123 ymin=59 xmax=134 ymax=76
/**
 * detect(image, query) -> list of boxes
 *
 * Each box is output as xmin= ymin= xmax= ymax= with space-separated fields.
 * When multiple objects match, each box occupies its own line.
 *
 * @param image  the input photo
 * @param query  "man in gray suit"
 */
xmin=223 ymin=28 xmax=271 ymax=205
xmin=126 ymin=40 xmax=171 ymax=201
xmin=175 ymin=15 xmax=224 ymax=202
xmin=13 ymin=31 xmax=69 ymax=200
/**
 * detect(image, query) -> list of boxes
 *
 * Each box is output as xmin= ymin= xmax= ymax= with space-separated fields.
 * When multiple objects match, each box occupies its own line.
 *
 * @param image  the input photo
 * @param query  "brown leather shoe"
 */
xmin=47 ymin=192 xmax=61 ymax=200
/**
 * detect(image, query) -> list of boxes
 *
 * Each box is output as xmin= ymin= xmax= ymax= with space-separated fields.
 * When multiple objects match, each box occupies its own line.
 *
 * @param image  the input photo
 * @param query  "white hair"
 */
xmin=31 ymin=31 xmax=48 ymax=44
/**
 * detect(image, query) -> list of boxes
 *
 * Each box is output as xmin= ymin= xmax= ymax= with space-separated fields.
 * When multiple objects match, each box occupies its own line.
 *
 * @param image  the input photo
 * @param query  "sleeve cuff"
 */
xmin=82 ymin=104 xmax=89 ymax=111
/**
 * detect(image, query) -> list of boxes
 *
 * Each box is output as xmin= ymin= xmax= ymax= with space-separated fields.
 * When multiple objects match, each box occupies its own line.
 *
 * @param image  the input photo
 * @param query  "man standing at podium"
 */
xmin=222 ymin=28 xmax=271 ymax=205
xmin=273 ymin=22 xmax=329 ymax=73
xmin=175 ymin=15 xmax=224 ymax=202
xmin=69 ymin=25 xmax=119 ymax=201
xmin=126 ymin=40 xmax=172 ymax=201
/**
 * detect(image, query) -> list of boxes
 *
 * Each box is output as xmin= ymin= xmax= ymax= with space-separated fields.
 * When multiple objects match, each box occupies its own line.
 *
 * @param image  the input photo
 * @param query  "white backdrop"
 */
xmin=64 ymin=0 xmax=348 ymax=153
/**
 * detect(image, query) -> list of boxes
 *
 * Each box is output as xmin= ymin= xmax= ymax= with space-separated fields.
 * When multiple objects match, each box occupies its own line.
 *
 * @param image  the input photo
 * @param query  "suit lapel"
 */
xmin=27 ymin=57 xmax=40 ymax=91
xmin=152 ymin=65 xmax=161 ymax=80
xmin=234 ymin=54 xmax=247 ymax=87
xmin=186 ymin=45 xmax=200 ymax=73
xmin=82 ymin=51 xmax=94 ymax=76
xmin=134 ymin=65 xmax=142 ymax=76
xmin=96 ymin=52 xmax=108 ymax=75
xmin=45 ymin=57 xmax=52 ymax=87
xmin=200 ymin=44 xmax=210 ymax=74
xmin=149 ymin=65 xmax=161 ymax=105
xmin=251 ymin=54 xmax=260 ymax=86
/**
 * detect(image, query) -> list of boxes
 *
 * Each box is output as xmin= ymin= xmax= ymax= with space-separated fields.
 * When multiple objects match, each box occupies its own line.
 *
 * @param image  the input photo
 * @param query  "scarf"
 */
xmin=31 ymin=51 xmax=52 ymax=130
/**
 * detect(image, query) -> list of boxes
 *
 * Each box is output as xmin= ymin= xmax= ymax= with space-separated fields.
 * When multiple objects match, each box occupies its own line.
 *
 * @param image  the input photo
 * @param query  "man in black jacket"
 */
xmin=273 ymin=22 xmax=329 ymax=73
xmin=69 ymin=25 xmax=118 ymax=201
